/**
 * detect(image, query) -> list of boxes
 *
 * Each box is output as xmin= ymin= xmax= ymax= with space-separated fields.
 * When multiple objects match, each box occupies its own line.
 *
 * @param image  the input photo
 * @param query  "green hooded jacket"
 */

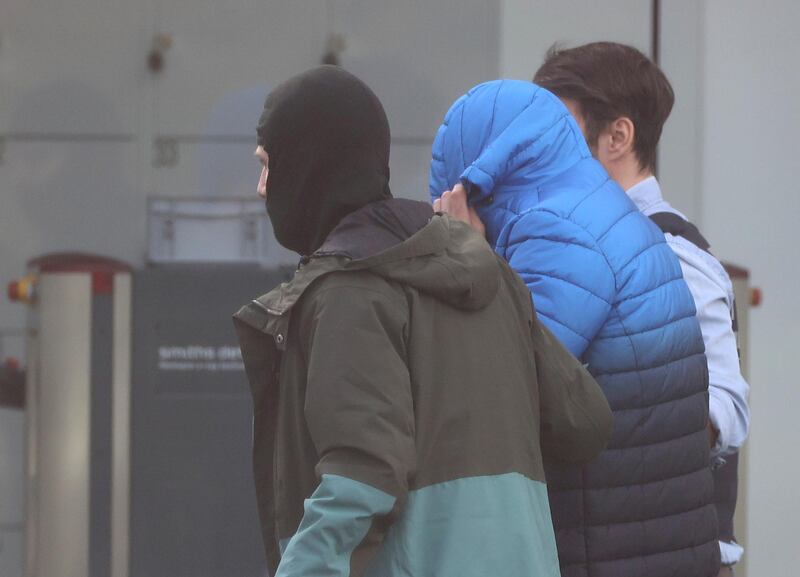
xmin=234 ymin=200 xmax=612 ymax=577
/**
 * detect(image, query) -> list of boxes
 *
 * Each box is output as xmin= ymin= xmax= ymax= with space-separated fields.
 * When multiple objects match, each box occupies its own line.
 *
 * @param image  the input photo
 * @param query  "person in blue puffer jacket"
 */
xmin=430 ymin=80 xmax=720 ymax=577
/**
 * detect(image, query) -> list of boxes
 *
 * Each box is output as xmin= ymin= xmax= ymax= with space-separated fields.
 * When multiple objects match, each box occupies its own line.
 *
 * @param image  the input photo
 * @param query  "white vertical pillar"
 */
xmin=35 ymin=273 xmax=92 ymax=577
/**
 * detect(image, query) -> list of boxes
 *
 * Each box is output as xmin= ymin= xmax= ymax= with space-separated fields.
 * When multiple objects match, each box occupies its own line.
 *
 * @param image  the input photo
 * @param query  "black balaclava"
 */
xmin=257 ymin=65 xmax=392 ymax=255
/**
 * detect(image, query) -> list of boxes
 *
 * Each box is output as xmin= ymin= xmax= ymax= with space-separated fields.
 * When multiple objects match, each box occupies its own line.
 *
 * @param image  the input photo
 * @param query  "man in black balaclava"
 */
xmin=255 ymin=65 xmax=392 ymax=256
xmin=235 ymin=66 xmax=612 ymax=577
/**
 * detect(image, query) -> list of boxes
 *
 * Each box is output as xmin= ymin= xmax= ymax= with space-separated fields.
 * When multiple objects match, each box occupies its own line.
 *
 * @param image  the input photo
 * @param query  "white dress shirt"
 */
xmin=627 ymin=177 xmax=750 ymax=565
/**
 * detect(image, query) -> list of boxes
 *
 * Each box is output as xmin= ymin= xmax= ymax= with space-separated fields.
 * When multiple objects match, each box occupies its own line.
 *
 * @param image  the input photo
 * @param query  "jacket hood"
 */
xmin=324 ymin=198 xmax=500 ymax=311
xmin=234 ymin=199 xmax=501 ymax=343
xmin=257 ymin=65 xmax=392 ymax=256
xmin=429 ymin=80 xmax=591 ymax=205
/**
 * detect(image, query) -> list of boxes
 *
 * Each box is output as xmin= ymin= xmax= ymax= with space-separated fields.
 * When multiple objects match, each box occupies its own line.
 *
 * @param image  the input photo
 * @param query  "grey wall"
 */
xmin=499 ymin=0 xmax=651 ymax=79
xmin=0 ymin=408 xmax=24 ymax=577
xmin=701 ymin=1 xmax=800 ymax=572
xmin=0 ymin=0 xmax=499 ymax=332
xmin=659 ymin=0 xmax=705 ymax=222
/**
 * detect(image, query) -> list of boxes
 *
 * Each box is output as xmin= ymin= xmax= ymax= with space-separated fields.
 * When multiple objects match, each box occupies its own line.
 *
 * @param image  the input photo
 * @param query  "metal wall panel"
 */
xmin=500 ymin=0 xmax=651 ymax=80
xmin=0 ymin=407 xmax=24 ymax=577
xmin=701 ymin=4 xmax=800 ymax=570
xmin=390 ymin=143 xmax=436 ymax=202
xmin=331 ymin=0 xmax=500 ymax=140
xmin=0 ymin=408 xmax=24 ymax=527
xmin=500 ymin=0 xmax=650 ymax=80
xmin=151 ymin=1 xmax=326 ymax=136
xmin=150 ymin=141 xmax=264 ymax=198
xmin=0 ymin=526 xmax=23 ymax=577
xmin=659 ymin=0 xmax=705 ymax=222
xmin=324 ymin=0 xmax=500 ymax=205
xmin=0 ymin=0 xmax=143 ymax=134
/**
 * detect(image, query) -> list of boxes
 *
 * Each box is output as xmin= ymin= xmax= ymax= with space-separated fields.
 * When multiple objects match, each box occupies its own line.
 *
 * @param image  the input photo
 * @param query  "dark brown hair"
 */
xmin=534 ymin=42 xmax=674 ymax=171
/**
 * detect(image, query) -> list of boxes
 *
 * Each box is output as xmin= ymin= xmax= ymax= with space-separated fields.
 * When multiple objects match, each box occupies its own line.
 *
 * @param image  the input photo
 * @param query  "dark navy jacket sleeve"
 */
xmin=506 ymin=209 xmax=616 ymax=358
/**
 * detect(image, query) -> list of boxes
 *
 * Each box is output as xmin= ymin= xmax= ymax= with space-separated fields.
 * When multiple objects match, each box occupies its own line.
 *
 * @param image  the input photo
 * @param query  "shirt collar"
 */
xmin=625 ymin=175 xmax=688 ymax=221
xmin=625 ymin=176 xmax=665 ymax=215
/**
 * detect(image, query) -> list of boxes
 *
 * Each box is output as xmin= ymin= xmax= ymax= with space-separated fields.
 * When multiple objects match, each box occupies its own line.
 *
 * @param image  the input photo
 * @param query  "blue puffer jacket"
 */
xmin=430 ymin=80 xmax=720 ymax=577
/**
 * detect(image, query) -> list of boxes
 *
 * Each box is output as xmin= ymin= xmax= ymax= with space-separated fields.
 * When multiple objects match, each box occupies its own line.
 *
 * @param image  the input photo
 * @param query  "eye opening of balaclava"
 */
xmin=256 ymin=65 xmax=392 ymax=256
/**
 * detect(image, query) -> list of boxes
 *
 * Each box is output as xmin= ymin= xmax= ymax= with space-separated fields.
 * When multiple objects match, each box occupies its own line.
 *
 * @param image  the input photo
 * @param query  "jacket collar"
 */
xmin=233 ymin=215 xmax=453 ymax=350
xmin=233 ymin=256 xmax=347 ymax=350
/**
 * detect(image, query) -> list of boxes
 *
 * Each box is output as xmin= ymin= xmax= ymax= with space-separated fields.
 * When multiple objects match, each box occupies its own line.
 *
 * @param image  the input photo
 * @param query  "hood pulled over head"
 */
xmin=257 ymin=65 xmax=392 ymax=255
xmin=429 ymin=80 xmax=590 ymax=205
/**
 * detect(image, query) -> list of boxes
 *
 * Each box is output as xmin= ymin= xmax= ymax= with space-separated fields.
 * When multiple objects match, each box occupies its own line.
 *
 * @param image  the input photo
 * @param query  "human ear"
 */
xmin=605 ymin=117 xmax=635 ymax=160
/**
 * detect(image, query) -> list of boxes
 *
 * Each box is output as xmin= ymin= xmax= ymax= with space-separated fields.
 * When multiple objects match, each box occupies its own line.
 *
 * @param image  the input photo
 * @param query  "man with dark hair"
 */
xmin=534 ymin=41 xmax=673 ymax=188
xmin=234 ymin=65 xmax=613 ymax=577
xmin=535 ymin=41 xmax=751 ymax=577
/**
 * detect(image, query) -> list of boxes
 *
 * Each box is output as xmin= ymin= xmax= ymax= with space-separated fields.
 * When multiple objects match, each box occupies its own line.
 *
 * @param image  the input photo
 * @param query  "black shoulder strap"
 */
xmin=649 ymin=212 xmax=712 ymax=253
xmin=650 ymin=212 xmax=742 ymax=544
xmin=649 ymin=211 xmax=736 ymax=332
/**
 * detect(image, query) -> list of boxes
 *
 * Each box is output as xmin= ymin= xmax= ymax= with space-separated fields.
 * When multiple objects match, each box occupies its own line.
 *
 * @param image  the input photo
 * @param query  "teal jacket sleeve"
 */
xmin=275 ymin=475 xmax=397 ymax=577
xmin=276 ymin=281 xmax=415 ymax=577
xmin=506 ymin=210 xmax=616 ymax=358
